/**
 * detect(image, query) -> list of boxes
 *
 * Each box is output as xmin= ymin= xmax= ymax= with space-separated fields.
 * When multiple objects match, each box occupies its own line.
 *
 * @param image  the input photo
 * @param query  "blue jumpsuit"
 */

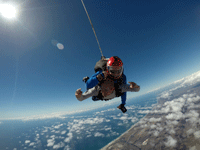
xmin=86 ymin=70 xmax=127 ymax=105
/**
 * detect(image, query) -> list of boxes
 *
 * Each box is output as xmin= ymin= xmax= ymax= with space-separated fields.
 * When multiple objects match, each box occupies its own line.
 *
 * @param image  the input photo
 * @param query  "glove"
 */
xmin=117 ymin=104 xmax=127 ymax=113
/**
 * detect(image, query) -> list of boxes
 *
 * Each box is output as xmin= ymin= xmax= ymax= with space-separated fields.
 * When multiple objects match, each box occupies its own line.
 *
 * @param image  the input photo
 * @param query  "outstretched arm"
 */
xmin=120 ymin=82 xmax=140 ymax=92
xmin=75 ymin=86 xmax=100 ymax=101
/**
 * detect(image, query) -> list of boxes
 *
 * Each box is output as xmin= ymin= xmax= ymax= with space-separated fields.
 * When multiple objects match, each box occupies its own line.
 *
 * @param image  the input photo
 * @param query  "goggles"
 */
xmin=107 ymin=66 xmax=123 ymax=75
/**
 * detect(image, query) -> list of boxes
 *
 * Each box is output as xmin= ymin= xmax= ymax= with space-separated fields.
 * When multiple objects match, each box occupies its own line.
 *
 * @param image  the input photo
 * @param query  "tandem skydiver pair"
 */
xmin=75 ymin=56 xmax=140 ymax=113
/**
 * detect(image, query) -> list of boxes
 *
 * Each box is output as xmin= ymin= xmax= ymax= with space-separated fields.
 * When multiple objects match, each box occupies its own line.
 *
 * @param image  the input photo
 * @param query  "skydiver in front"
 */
xmin=75 ymin=56 xmax=140 ymax=113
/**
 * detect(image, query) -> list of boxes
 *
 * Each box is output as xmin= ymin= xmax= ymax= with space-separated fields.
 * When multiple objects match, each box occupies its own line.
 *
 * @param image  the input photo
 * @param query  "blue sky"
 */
xmin=1 ymin=0 xmax=200 ymax=119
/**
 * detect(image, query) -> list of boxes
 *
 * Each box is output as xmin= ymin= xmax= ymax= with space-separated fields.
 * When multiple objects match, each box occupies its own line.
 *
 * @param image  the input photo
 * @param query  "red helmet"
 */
xmin=107 ymin=56 xmax=123 ymax=78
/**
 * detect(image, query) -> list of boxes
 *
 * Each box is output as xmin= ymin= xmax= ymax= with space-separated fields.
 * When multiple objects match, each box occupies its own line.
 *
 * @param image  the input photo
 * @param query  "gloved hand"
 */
xmin=117 ymin=104 xmax=127 ymax=113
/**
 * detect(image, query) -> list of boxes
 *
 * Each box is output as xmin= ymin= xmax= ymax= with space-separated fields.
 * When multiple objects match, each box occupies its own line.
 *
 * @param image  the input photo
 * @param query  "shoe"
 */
xmin=82 ymin=76 xmax=89 ymax=83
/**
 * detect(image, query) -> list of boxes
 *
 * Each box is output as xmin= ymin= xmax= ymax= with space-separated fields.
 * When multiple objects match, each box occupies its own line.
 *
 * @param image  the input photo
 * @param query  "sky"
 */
xmin=1 ymin=0 xmax=200 ymax=120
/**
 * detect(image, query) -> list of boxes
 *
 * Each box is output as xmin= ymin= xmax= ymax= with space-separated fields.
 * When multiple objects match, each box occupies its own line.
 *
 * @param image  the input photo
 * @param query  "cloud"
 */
xmin=54 ymin=124 xmax=63 ymax=129
xmin=61 ymin=130 xmax=67 ymax=135
xmin=53 ymin=142 xmax=65 ymax=149
xmin=66 ymin=116 xmax=108 ymax=135
xmin=64 ymin=145 xmax=71 ymax=150
xmin=168 ymin=129 xmax=175 ymax=134
xmin=131 ymin=117 xmax=138 ymax=123
xmin=165 ymin=112 xmax=184 ymax=120
xmin=187 ymin=129 xmax=194 ymax=135
xmin=166 ymin=120 xmax=178 ymax=126
xmin=29 ymin=142 xmax=35 ymax=146
xmin=118 ymin=123 xmax=123 ymax=126
xmin=150 ymin=124 xmax=157 ymax=129
xmin=47 ymin=138 xmax=55 ymax=147
xmin=119 ymin=116 xmax=128 ymax=120
xmin=193 ymin=131 xmax=200 ymax=139
xmin=164 ymin=136 xmax=177 ymax=147
xmin=42 ymin=127 xmax=50 ymax=133
xmin=25 ymin=140 xmax=30 ymax=144
xmin=50 ymin=135 xmax=56 ymax=139
xmin=64 ymin=132 xmax=73 ymax=143
xmin=158 ymin=71 xmax=200 ymax=100
xmin=94 ymin=132 xmax=105 ymax=137
xmin=159 ymin=91 xmax=172 ymax=99
xmin=138 ymin=110 xmax=151 ymax=114
xmin=86 ymin=134 xmax=92 ymax=138
xmin=153 ymin=131 xmax=159 ymax=136
xmin=104 ymin=127 xmax=111 ymax=131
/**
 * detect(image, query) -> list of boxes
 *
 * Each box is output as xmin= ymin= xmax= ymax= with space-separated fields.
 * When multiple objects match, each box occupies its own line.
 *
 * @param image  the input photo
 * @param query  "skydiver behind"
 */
xmin=75 ymin=56 xmax=140 ymax=113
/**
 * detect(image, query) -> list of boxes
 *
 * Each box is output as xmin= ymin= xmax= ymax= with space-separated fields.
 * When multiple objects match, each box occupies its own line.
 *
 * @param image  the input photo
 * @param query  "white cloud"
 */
xmin=119 ymin=116 xmax=128 ymax=120
xmin=186 ymin=110 xmax=199 ymax=118
xmin=47 ymin=138 xmax=55 ymax=147
xmin=150 ymin=124 xmax=157 ymax=129
xmin=59 ymin=136 xmax=65 ymax=139
xmin=166 ymin=128 xmax=176 ymax=134
xmin=29 ymin=142 xmax=35 ymax=146
xmin=67 ymin=117 xmax=107 ymax=134
xmin=194 ymin=131 xmax=200 ymax=139
xmin=131 ymin=117 xmax=138 ymax=123
xmin=157 ymin=127 xmax=163 ymax=132
xmin=181 ymin=71 xmax=200 ymax=86
xmin=110 ymin=131 xmax=119 ymax=136
xmin=164 ymin=136 xmax=177 ymax=147
xmin=61 ymin=130 xmax=67 ymax=135
xmin=153 ymin=131 xmax=159 ymax=136
xmin=187 ymin=129 xmax=194 ymax=135
xmin=25 ymin=140 xmax=30 ymax=144
xmin=104 ymin=127 xmax=111 ymax=131
xmin=105 ymin=119 xmax=110 ymax=122
xmin=156 ymin=71 xmax=200 ymax=102
xmin=42 ymin=127 xmax=50 ymax=133
xmin=53 ymin=142 xmax=65 ymax=149
xmin=171 ymin=120 xmax=179 ymax=125
xmin=54 ymin=124 xmax=63 ymax=129
xmin=64 ymin=132 xmax=73 ymax=143
xmin=50 ymin=135 xmax=56 ymax=139
xmin=165 ymin=112 xmax=184 ymax=120
xmin=64 ymin=145 xmax=71 ymax=150
xmin=186 ymin=110 xmax=199 ymax=124
xmin=159 ymin=91 xmax=172 ymax=99
xmin=86 ymin=134 xmax=92 ymax=138
xmin=118 ymin=123 xmax=123 ymax=126
xmin=94 ymin=132 xmax=105 ymax=137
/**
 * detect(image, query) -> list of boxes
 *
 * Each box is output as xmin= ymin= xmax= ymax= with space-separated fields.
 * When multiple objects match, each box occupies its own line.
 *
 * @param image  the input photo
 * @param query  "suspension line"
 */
xmin=81 ymin=0 xmax=104 ymax=57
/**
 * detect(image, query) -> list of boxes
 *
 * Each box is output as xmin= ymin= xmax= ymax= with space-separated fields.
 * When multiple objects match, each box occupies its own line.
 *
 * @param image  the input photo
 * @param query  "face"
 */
xmin=108 ymin=66 xmax=123 ymax=79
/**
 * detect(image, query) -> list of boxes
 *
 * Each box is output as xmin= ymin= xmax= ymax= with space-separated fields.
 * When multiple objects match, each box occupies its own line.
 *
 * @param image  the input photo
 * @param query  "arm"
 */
xmin=120 ymin=82 xmax=140 ymax=92
xmin=76 ymin=86 xmax=100 ymax=101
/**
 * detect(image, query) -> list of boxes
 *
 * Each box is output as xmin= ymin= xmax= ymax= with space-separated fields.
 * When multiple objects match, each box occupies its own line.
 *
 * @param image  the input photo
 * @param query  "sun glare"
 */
xmin=0 ymin=4 xmax=17 ymax=19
